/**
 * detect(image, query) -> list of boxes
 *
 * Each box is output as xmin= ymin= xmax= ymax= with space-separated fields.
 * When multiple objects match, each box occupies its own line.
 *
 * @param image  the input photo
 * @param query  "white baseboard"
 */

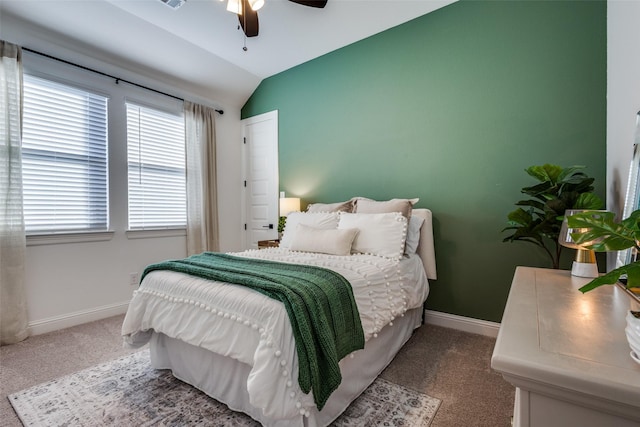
xmin=424 ymin=309 xmax=501 ymax=338
xmin=26 ymin=303 xmax=500 ymax=338
xmin=28 ymin=300 xmax=130 ymax=336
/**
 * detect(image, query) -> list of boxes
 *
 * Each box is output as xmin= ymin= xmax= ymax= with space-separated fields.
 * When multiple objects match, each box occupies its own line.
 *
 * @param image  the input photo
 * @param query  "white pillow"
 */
xmin=404 ymin=215 xmax=425 ymax=255
xmin=337 ymin=212 xmax=408 ymax=260
xmin=280 ymin=212 xmax=340 ymax=249
xmin=289 ymin=224 xmax=358 ymax=255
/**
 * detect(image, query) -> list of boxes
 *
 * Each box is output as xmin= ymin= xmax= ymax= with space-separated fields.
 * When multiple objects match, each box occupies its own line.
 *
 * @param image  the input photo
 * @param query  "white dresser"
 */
xmin=492 ymin=267 xmax=640 ymax=427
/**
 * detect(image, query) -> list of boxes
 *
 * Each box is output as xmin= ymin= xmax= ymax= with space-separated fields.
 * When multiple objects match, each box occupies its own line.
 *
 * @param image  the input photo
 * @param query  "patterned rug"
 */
xmin=9 ymin=350 xmax=440 ymax=426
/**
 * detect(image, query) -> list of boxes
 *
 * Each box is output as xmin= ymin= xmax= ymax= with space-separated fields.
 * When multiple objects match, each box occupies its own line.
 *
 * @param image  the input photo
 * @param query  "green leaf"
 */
xmin=570 ymin=177 xmax=595 ymax=192
xmin=522 ymin=181 xmax=555 ymax=199
xmin=525 ymin=165 xmax=553 ymax=182
xmin=507 ymin=208 xmax=533 ymax=227
xmin=540 ymin=164 xmax=563 ymax=182
xmin=545 ymin=198 xmax=567 ymax=215
xmin=574 ymin=192 xmax=603 ymax=209
xmin=579 ymin=262 xmax=640 ymax=293
xmin=578 ymin=268 xmax=623 ymax=293
xmin=557 ymin=166 xmax=586 ymax=183
xmin=627 ymin=264 xmax=640 ymax=289
xmin=621 ymin=209 xmax=640 ymax=231
xmin=515 ymin=199 xmax=546 ymax=211
xmin=567 ymin=211 xmax=636 ymax=251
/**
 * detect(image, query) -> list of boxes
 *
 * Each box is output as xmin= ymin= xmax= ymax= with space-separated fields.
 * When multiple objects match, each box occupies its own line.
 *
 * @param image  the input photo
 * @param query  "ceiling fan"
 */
xmin=159 ymin=0 xmax=327 ymax=44
xmin=229 ymin=0 xmax=328 ymax=38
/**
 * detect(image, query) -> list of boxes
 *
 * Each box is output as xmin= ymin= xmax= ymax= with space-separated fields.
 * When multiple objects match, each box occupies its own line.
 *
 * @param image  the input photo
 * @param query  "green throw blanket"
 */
xmin=141 ymin=252 xmax=365 ymax=410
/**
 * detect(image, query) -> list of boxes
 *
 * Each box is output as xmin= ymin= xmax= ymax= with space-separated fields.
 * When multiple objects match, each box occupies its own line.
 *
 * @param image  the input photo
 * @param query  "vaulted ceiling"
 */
xmin=0 ymin=0 xmax=455 ymax=108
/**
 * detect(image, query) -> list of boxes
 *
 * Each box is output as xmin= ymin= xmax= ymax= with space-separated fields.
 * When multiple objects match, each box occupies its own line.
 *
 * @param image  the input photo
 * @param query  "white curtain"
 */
xmin=0 ymin=41 xmax=28 ymax=345
xmin=185 ymin=101 xmax=219 ymax=255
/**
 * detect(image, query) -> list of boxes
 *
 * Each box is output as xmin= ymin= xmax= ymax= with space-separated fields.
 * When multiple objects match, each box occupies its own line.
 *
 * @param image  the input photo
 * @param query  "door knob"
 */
xmin=262 ymin=224 xmax=274 ymax=229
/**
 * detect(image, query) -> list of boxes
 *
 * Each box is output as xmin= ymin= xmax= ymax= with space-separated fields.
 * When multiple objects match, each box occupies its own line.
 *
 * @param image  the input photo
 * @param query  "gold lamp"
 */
xmin=558 ymin=209 xmax=599 ymax=278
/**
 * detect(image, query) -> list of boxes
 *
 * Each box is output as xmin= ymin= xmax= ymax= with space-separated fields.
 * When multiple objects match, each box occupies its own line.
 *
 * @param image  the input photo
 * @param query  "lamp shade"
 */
xmin=559 ymin=209 xmax=588 ymax=249
xmin=559 ymin=209 xmax=606 ymax=249
xmin=279 ymin=198 xmax=301 ymax=216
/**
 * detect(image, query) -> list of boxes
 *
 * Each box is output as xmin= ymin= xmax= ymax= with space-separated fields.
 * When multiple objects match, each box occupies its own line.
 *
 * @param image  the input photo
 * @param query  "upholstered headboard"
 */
xmin=412 ymin=208 xmax=437 ymax=280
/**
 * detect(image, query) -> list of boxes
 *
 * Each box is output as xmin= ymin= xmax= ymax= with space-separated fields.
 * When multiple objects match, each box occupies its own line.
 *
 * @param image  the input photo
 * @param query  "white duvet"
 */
xmin=121 ymin=248 xmax=428 ymax=420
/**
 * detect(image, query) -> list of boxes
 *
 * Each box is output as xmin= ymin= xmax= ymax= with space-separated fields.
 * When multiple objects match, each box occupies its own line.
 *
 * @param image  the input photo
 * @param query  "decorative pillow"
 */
xmin=404 ymin=215 xmax=425 ymax=255
xmin=351 ymin=197 xmax=419 ymax=205
xmin=337 ymin=212 xmax=408 ymax=260
xmin=289 ymin=224 xmax=358 ymax=256
xmin=280 ymin=212 xmax=340 ymax=248
xmin=354 ymin=198 xmax=419 ymax=219
xmin=306 ymin=200 xmax=353 ymax=213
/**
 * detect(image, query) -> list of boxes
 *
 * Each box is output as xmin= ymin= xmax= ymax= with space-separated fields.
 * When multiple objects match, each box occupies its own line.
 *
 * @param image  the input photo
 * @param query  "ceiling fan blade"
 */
xmin=288 ymin=0 xmax=328 ymax=8
xmin=238 ymin=0 xmax=259 ymax=37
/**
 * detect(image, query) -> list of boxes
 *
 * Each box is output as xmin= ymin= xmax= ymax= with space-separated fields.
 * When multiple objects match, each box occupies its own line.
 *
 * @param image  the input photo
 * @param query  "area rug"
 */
xmin=9 ymin=350 xmax=440 ymax=426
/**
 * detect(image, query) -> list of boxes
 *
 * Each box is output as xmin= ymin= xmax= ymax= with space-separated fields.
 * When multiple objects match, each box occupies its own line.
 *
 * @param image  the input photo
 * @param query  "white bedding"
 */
xmin=122 ymin=249 xmax=428 ymax=420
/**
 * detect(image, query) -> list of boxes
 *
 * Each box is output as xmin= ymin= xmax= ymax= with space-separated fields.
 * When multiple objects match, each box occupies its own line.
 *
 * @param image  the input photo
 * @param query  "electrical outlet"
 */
xmin=129 ymin=272 xmax=139 ymax=286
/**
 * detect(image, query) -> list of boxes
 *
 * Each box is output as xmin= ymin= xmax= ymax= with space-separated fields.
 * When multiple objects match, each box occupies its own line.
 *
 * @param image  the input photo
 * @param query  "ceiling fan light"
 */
xmin=248 ymin=0 xmax=264 ymax=11
xmin=226 ymin=0 xmax=242 ymax=14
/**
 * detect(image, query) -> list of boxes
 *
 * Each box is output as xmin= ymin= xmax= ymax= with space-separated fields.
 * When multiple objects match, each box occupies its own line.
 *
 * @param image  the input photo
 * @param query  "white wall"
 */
xmin=607 ymin=1 xmax=640 ymax=216
xmin=3 ymin=17 xmax=245 ymax=334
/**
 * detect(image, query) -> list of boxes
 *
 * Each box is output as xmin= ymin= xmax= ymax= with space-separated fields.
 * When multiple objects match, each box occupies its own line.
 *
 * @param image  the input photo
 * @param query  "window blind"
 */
xmin=126 ymin=103 xmax=186 ymax=230
xmin=22 ymin=75 xmax=109 ymax=233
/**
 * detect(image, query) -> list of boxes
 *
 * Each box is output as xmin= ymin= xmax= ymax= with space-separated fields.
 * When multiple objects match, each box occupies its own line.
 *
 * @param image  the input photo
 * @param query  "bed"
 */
xmin=122 ymin=205 xmax=437 ymax=427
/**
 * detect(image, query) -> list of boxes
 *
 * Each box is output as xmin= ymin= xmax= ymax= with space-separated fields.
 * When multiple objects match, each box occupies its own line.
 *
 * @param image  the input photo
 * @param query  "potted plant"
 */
xmin=278 ymin=215 xmax=286 ymax=240
xmin=566 ymin=210 xmax=640 ymax=293
xmin=567 ymin=210 xmax=640 ymax=363
xmin=503 ymin=164 xmax=603 ymax=269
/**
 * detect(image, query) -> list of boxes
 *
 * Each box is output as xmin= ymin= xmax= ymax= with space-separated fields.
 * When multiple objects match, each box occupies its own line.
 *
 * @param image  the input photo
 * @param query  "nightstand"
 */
xmin=257 ymin=239 xmax=279 ymax=249
xmin=492 ymin=267 xmax=640 ymax=427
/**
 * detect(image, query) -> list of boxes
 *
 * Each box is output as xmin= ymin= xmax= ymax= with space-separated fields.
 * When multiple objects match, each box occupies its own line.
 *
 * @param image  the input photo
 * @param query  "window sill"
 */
xmin=27 ymin=231 xmax=115 ymax=246
xmin=126 ymin=228 xmax=186 ymax=240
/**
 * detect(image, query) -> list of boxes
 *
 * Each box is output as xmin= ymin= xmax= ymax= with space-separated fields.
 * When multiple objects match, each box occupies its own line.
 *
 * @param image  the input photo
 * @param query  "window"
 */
xmin=126 ymin=103 xmax=186 ymax=230
xmin=22 ymin=75 xmax=109 ymax=234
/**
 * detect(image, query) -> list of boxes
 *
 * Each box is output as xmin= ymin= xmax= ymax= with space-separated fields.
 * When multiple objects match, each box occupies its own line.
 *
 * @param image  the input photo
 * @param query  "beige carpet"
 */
xmin=1 ymin=315 xmax=514 ymax=426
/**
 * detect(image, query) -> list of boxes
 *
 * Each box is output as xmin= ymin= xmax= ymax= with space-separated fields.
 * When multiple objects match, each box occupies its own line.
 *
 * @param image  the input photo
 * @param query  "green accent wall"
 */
xmin=241 ymin=0 xmax=606 ymax=322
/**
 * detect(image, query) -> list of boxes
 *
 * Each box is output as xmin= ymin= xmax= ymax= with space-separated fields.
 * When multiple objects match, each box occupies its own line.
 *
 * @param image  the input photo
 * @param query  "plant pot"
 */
xmin=626 ymin=310 xmax=640 ymax=364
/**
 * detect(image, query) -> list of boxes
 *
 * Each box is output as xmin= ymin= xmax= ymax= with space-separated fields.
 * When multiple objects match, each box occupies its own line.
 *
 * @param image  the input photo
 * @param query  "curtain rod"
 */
xmin=22 ymin=47 xmax=224 ymax=115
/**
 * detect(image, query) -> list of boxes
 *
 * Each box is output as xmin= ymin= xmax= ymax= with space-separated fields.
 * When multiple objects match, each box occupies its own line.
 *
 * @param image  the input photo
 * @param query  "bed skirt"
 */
xmin=149 ymin=306 xmax=423 ymax=427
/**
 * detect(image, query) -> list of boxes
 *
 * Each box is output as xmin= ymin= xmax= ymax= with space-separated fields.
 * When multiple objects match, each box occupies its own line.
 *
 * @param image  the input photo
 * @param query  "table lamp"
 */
xmin=558 ymin=209 xmax=598 ymax=278
xmin=279 ymin=197 xmax=301 ymax=217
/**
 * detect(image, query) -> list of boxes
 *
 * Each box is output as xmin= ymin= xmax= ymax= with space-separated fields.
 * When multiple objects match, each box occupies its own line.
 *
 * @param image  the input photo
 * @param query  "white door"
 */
xmin=241 ymin=110 xmax=279 ymax=249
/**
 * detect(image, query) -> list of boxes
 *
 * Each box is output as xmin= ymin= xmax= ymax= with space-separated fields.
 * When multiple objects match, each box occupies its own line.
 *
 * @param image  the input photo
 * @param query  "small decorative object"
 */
xmin=503 ymin=164 xmax=602 ymax=269
xmin=557 ymin=209 xmax=601 ymax=278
